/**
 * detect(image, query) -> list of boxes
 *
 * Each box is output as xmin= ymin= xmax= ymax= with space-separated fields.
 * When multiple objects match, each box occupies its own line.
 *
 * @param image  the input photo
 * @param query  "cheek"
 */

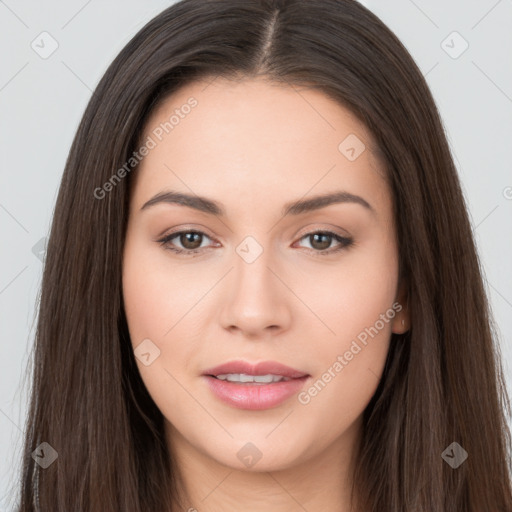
xmin=122 ymin=238 xmax=186 ymax=386
xmin=122 ymin=240 xmax=204 ymax=417
xmin=122 ymin=236 xmax=220 ymax=391
xmin=122 ymin=238 xmax=206 ymax=347
xmin=298 ymin=238 xmax=398 ymax=349
xmin=293 ymin=242 xmax=398 ymax=422
xmin=122 ymin=253 xmax=170 ymax=347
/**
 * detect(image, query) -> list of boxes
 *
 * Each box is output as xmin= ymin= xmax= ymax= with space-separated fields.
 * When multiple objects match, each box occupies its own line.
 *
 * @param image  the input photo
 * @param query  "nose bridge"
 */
xmin=233 ymin=233 xmax=279 ymax=302
xmin=219 ymin=233 xmax=291 ymax=334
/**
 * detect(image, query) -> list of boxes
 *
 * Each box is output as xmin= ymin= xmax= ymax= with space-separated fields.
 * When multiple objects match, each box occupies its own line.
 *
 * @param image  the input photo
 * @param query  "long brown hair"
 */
xmin=14 ymin=0 xmax=512 ymax=510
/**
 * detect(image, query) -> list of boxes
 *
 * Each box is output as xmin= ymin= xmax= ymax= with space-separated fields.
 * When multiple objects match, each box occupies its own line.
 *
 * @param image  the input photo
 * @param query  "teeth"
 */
xmin=215 ymin=373 xmax=291 ymax=383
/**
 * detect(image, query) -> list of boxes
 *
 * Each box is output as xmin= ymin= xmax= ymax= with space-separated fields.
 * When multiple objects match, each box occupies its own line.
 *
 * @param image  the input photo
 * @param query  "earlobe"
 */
xmin=392 ymin=316 xmax=409 ymax=334
xmin=391 ymin=280 xmax=410 ymax=334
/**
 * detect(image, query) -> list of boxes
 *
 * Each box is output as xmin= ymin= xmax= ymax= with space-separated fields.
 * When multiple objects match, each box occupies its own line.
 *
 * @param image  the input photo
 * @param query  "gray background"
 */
xmin=1 ymin=0 xmax=511 ymax=509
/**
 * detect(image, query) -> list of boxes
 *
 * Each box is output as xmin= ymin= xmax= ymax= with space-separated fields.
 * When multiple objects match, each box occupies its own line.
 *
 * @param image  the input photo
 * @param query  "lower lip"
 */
xmin=203 ymin=375 xmax=310 ymax=410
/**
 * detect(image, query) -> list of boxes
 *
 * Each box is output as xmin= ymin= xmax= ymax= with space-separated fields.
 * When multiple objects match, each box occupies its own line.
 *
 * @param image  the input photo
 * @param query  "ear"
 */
xmin=391 ymin=279 xmax=410 ymax=334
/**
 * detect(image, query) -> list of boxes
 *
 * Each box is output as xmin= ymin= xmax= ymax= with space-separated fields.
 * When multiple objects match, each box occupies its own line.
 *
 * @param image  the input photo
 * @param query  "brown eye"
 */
xmin=158 ymin=229 xmax=352 ymax=257
xmin=179 ymin=232 xmax=203 ymax=250
xmin=158 ymin=230 xmax=214 ymax=254
xmin=309 ymin=233 xmax=332 ymax=251
xmin=296 ymin=230 xmax=353 ymax=255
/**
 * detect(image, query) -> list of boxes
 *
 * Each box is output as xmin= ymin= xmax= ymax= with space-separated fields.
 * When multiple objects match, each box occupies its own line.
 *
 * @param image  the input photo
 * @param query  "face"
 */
xmin=122 ymin=77 xmax=408 ymax=473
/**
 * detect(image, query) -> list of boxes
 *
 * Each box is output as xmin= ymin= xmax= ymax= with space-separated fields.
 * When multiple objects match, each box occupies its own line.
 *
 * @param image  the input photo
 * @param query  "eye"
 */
xmin=158 ymin=230 xmax=217 ymax=255
xmin=157 ymin=229 xmax=353 ymax=256
xmin=294 ymin=231 xmax=353 ymax=255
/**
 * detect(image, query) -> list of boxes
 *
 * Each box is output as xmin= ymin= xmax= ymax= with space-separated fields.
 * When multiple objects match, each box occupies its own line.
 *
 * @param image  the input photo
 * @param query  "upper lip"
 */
xmin=203 ymin=360 xmax=309 ymax=379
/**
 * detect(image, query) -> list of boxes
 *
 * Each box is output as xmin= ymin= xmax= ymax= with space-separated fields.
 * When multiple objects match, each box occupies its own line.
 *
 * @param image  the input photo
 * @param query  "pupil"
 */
xmin=182 ymin=232 xmax=201 ymax=249
xmin=311 ymin=233 xmax=331 ymax=250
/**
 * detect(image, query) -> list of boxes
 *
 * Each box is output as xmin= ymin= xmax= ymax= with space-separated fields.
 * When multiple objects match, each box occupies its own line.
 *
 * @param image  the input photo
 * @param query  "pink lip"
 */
xmin=202 ymin=360 xmax=308 ymax=379
xmin=202 ymin=360 xmax=310 ymax=410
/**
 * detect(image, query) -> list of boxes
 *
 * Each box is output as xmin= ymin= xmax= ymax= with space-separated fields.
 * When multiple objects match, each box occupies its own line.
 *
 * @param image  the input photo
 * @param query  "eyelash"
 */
xmin=157 ymin=229 xmax=354 ymax=257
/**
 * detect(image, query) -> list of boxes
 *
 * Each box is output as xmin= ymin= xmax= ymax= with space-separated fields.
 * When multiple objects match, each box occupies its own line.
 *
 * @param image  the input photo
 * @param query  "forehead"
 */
xmin=130 ymin=77 xmax=388 ymax=215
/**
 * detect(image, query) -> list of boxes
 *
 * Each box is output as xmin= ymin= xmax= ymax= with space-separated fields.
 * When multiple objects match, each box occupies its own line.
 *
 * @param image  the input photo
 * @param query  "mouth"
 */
xmin=202 ymin=360 xmax=310 ymax=410
xmin=209 ymin=373 xmax=296 ymax=384
xmin=202 ymin=360 xmax=309 ymax=379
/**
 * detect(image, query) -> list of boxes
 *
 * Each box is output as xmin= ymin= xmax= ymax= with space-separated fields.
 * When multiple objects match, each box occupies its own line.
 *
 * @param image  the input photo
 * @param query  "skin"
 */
xmin=122 ymin=76 xmax=409 ymax=512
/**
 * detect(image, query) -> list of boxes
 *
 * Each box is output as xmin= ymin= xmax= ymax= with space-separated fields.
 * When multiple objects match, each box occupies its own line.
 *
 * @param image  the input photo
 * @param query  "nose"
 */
xmin=218 ymin=243 xmax=292 ymax=338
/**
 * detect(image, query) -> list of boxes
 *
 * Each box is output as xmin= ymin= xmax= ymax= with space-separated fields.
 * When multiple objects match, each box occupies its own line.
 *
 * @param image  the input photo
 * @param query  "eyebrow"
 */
xmin=140 ymin=190 xmax=375 ymax=217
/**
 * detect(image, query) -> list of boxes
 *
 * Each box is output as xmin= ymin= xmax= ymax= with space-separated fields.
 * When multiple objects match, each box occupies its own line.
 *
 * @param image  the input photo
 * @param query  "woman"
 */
xmin=16 ymin=0 xmax=512 ymax=510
